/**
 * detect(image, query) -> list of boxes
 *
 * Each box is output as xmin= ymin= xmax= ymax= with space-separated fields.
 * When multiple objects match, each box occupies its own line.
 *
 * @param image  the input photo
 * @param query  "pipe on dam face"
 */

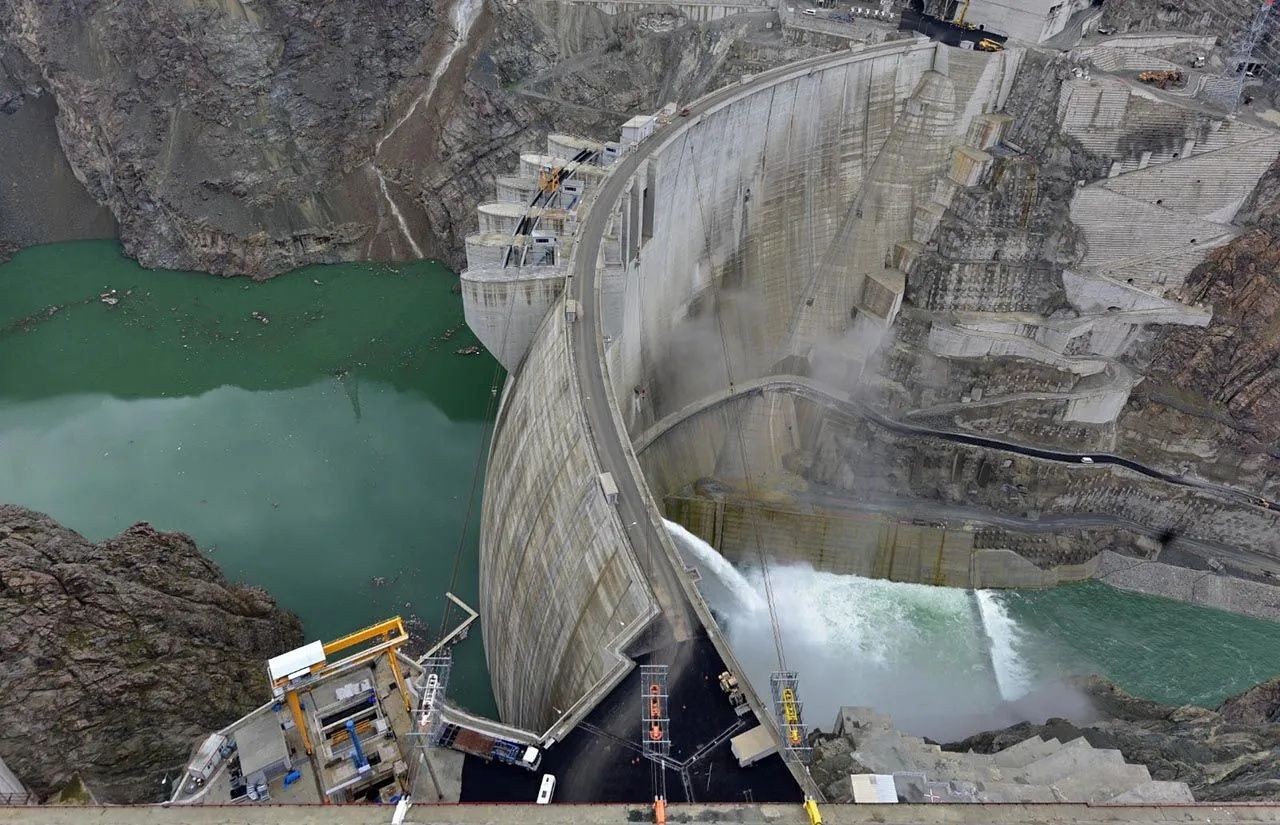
xmin=478 ymin=36 xmax=1023 ymax=764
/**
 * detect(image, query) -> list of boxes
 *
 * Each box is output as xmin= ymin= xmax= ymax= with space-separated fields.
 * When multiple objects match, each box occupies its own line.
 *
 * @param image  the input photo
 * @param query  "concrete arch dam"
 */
xmin=472 ymin=38 xmax=1023 ymax=741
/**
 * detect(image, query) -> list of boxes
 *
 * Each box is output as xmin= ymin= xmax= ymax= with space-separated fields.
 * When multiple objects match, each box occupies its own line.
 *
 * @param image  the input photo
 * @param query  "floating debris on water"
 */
xmin=455 ymin=345 xmax=481 ymax=356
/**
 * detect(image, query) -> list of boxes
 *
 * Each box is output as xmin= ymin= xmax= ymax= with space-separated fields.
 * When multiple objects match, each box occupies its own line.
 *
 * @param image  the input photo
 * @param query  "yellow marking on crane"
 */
xmin=322 ymin=616 xmax=407 ymax=657
xmin=275 ymin=616 xmax=413 ymax=754
xmin=781 ymin=687 xmax=803 ymax=745
xmin=286 ymin=690 xmax=312 ymax=754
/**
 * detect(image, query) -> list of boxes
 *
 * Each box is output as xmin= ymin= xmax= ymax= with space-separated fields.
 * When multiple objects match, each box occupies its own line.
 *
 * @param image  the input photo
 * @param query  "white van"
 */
xmin=536 ymin=774 xmax=556 ymax=804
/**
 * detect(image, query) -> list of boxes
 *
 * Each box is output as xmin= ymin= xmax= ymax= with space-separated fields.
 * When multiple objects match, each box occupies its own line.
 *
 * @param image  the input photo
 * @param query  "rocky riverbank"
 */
xmin=0 ymin=505 xmax=303 ymax=803
xmin=946 ymin=675 xmax=1280 ymax=802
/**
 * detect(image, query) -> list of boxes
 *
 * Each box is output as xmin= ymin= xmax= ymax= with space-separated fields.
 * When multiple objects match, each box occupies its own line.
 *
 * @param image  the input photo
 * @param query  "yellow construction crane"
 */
xmin=538 ymin=164 xmax=565 ymax=194
xmin=803 ymin=796 xmax=823 ymax=825
xmin=267 ymin=616 xmax=412 ymax=755
xmin=955 ymin=0 xmax=974 ymax=28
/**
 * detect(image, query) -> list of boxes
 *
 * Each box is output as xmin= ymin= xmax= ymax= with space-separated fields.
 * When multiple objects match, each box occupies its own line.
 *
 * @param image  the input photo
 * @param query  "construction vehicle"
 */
xmin=718 ymin=671 xmax=750 ymax=716
xmin=1138 ymin=69 xmax=1185 ymax=89
xmin=536 ymin=774 xmax=556 ymax=804
xmin=976 ymin=38 xmax=1003 ymax=52
xmin=804 ymin=796 xmax=823 ymax=824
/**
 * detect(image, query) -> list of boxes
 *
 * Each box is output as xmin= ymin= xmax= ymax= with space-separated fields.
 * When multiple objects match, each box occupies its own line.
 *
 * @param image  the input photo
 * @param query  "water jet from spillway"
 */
xmin=664 ymin=520 xmax=1089 ymax=742
xmin=976 ymin=589 xmax=1034 ymax=702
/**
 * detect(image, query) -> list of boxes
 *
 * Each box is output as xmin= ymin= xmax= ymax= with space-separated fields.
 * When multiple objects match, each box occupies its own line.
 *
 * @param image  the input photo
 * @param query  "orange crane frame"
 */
xmin=270 ymin=616 xmax=413 ymax=755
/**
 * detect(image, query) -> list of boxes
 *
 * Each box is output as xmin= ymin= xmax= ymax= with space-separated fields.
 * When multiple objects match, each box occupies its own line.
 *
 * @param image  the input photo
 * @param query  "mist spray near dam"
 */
xmin=664 ymin=519 xmax=1093 ymax=743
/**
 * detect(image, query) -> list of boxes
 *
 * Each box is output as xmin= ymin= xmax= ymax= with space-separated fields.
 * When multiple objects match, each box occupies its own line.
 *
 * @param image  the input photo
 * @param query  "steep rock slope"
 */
xmin=1 ymin=0 xmax=442 ymax=276
xmin=0 ymin=505 xmax=303 ymax=802
xmin=1119 ymin=158 xmax=1280 ymax=492
xmin=947 ymin=675 xmax=1280 ymax=801
xmin=0 ymin=0 xmax=812 ymax=276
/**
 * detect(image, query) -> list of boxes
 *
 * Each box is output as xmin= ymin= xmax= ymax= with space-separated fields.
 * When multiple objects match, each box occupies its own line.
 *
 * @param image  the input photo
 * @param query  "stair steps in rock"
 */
xmin=991 ymin=735 xmax=1061 ymax=767
xmin=1050 ymin=762 xmax=1152 ymax=802
xmin=1104 ymin=780 xmax=1197 ymax=804
xmin=1019 ymin=738 xmax=1124 ymax=785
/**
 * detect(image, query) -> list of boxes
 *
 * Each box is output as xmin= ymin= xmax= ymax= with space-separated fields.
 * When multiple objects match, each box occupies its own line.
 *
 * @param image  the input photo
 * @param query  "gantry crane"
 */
xmin=266 ymin=616 xmax=412 ymax=755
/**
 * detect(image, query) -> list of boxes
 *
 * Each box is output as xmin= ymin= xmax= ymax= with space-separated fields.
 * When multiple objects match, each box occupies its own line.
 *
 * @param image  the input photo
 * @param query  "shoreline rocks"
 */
xmin=946 ymin=674 xmax=1280 ymax=801
xmin=0 ymin=505 xmax=303 ymax=803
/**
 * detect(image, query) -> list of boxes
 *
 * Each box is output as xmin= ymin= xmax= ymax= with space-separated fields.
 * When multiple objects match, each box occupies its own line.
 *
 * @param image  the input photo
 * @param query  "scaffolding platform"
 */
xmin=640 ymin=665 xmax=671 ymax=758
xmin=769 ymin=671 xmax=811 ymax=765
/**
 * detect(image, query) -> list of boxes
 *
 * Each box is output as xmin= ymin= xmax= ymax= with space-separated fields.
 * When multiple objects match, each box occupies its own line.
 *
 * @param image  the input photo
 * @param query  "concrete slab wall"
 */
xmin=480 ymin=301 xmax=657 ymax=735
xmin=665 ymin=495 xmax=1090 ymax=588
xmin=605 ymin=42 xmax=1020 ymax=445
xmin=461 ymin=268 xmax=566 ymax=371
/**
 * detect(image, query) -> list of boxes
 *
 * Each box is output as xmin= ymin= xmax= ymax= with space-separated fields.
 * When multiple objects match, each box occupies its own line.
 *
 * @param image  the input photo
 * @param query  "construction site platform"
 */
xmin=459 ymin=632 xmax=800 ymax=804
xmin=4 ymin=803 xmax=1280 ymax=825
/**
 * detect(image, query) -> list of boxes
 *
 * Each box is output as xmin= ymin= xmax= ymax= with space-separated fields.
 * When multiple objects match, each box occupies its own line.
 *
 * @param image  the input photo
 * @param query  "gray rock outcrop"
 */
xmin=0 ymin=505 xmax=303 ymax=803
xmin=946 ymin=675 xmax=1280 ymax=801
xmin=0 ymin=0 xmax=818 ymax=276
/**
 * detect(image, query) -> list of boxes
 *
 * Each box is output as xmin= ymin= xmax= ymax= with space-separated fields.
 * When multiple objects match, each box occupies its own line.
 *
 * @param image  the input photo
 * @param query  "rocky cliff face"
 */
xmin=0 ymin=505 xmax=303 ymax=803
xmin=1118 ymin=159 xmax=1280 ymax=492
xmin=947 ymin=675 xmax=1280 ymax=801
xmin=0 ymin=0 xmax=812 ymax=276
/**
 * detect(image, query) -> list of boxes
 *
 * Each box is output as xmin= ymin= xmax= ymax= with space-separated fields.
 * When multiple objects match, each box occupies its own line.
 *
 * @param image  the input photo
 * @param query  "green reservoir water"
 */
xmin=3 ymin=240 xmax=1278 ymax=739
xmin=0 ymin=240 xmax=499 ymax=718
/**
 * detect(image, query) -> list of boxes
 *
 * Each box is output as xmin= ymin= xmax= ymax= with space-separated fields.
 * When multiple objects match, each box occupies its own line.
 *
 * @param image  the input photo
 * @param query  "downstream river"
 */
xmin=0 ymin=240 xmax=499 ymax=717
xmin=3 ymin=241 xmax=1277 ymax=738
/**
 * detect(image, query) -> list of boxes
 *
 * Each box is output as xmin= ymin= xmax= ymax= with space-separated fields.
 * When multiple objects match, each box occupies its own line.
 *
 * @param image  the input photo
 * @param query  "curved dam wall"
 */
xmin=480 ymin=300 xmax=657 ymax=736
xmin=480 ymin=37 xmax=1021 ymax=735
xmin=604 ymin=42 xmax=1018 ymax=490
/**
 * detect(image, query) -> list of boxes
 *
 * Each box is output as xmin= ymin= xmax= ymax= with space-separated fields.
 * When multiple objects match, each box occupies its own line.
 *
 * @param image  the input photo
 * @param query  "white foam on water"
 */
xmin=660 ymin=519 xmax=1063 ymax=740
xmin=975 ymin=589 xmax=1035 ymax=702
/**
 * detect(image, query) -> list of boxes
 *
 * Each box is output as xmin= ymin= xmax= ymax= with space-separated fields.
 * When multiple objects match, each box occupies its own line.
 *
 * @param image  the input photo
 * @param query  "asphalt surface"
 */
xmin=460 ymin=634 xmax=800 ymax=805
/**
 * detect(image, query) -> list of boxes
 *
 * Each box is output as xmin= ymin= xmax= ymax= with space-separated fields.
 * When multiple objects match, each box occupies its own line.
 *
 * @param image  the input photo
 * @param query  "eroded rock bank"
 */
xmin=947 ymin=675 xmax=1280 ymax=802
xmin=0 ymin=505 xmax=303 ymax=803
xmin=0 ymin=0 xmax=813 ymax=276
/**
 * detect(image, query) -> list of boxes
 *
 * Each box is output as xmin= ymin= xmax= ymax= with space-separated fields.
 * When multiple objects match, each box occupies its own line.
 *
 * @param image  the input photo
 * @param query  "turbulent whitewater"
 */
xmin=664 ymin=521 xmax=1064 ymax=741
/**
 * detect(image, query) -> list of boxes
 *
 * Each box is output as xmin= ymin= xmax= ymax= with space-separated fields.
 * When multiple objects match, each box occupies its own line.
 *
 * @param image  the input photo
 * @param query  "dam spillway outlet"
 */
xmin=665 ymin=518 xmax=1062 ymax=743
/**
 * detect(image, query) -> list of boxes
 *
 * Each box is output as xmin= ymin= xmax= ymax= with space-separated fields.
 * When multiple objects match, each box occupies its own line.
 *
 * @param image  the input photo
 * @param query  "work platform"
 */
xmin=460 ymin=633 xmax=800 ymax=805
xmin=4 ymin=803 xmax=1280 ymax=825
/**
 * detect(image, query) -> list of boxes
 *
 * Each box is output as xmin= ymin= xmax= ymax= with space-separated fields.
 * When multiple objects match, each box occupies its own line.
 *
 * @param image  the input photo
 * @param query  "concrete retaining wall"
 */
xmin=666 ymin=495 xmax=1097 ymax=588
xmin=480 ymin=302 xmax=656 ymax=736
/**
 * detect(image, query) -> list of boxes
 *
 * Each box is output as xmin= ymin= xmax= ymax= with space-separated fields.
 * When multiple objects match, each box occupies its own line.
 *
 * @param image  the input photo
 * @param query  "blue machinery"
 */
xmin=345 ymin=720 xmax=371 ymax=775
